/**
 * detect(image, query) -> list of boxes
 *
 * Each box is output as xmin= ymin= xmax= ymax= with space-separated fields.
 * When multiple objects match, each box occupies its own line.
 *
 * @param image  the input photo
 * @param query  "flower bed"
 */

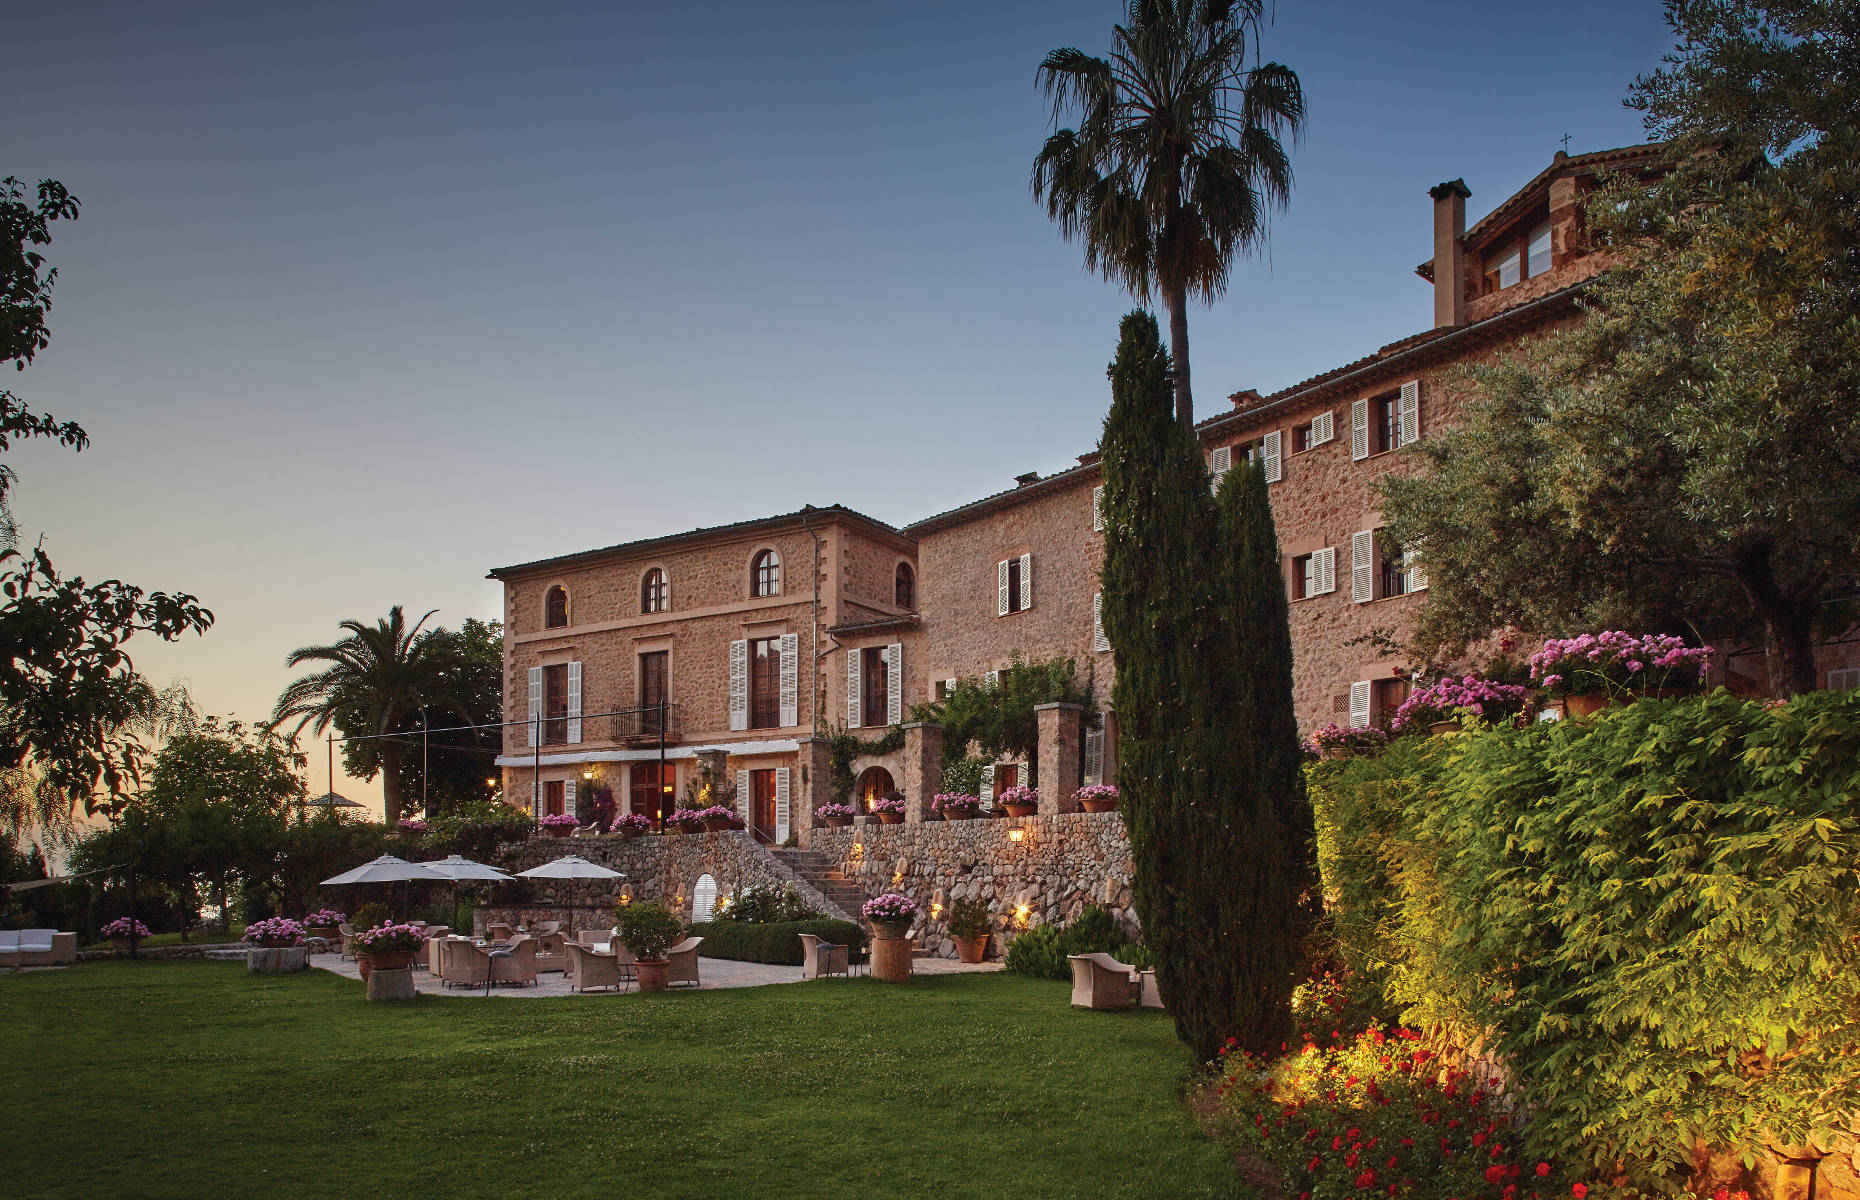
xmin=1528 ymin=631 xmax=1713 ymax=698
xmin=243 ymin=917 xmax=306 ymax=948
xmin=1390 ymin=675 xmax=1529 ymax=732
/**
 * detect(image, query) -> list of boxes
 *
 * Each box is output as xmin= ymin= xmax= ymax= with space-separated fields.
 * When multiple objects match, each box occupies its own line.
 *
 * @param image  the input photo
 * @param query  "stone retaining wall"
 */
xmin=810 ymin=812 xmax=1133 ymax=958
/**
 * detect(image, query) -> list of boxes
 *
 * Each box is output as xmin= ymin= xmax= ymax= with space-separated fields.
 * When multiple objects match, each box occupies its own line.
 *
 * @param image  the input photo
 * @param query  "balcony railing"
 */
xmin=611 ymin=703 xmax=679 ymax=744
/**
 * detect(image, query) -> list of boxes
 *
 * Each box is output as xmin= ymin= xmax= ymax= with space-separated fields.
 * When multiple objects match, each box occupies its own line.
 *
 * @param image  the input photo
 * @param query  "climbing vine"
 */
xmin=826 ymin=724 xmax=906 ymax=806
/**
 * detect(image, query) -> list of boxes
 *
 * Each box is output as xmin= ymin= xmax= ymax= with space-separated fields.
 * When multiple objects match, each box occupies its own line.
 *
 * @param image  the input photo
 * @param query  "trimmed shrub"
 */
xmin=1004 ymin=906 xmax=1132 ymax=981
xmin=687 ymin=919 xmax=866 ymax=965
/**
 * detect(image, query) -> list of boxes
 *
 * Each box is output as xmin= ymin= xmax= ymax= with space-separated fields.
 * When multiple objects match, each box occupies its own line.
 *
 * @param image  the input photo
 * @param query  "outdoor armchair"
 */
xmin=664 ymin=936 xmax=703 ymax=988
xmin=1068 ymin=953 xmax=1140 ymax=1010
xmin=797 ymin=933 xmax=848 ymax=980
xmin=565 ymin=944 xmax=626 ymax=993
xmin=494 ymin=936 xmax=539 ymax=987
xmin=439 ymin=938 xmax=490 ymax=988
xmin=486 ymin=922 xmax=514 ymax=942
xmin=337 ymin=922 xmax=357 ymax=960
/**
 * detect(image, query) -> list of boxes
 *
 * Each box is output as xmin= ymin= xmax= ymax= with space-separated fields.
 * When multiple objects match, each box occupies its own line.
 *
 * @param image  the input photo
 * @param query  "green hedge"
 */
xmin=1004 ymin=906 xmax=1135 ymax=980
xmin=1309 ymin=690 xmax=1860 ymax=1191
xmin=687 ymin=918 xmax=867 ymax=965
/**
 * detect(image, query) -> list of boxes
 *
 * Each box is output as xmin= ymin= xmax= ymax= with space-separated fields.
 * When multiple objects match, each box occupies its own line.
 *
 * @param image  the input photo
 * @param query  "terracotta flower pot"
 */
xmin=1428 ymin=720 xmax=1459 ymax=735
xmin=545 ymin=826 xmax=571 ymax=838
xmin=945 ymin=810 xmax=979 ymax=820
xmin=825 ymin=815 xmax=853 ymax=828
xmin=875 ymin=812 xmax=903 ymax=824
xmin=1564 ymin=693 xmax=1615 ymax=719
xmin=1003 ymin=803 xmax=1037 ymax=818
xmin=953 ymin=934 xmax=988 ymax=964
xmin=1080 ymin=798 xmax=1118 ymax=814
xmin=702 ymin=817 xmax=732 ymax=833
xmin=305 ymin=925 xmax=338 ymax=942
xmin=634 ymin=959 xmax=669 ymax=993
xmin=871 ymin=919 xmax=912 ymax=942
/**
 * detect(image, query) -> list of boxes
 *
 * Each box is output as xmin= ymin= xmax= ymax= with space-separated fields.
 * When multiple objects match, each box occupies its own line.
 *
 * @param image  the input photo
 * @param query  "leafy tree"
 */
xmin=371 ymin=618 xmax=503 ymax=817
xmin=0 ymin=176 xmax=213 ymax=817
xmin=269 ymin=606 xmax=460 ymax=823
xmin=1032 ymin=0 xmax=1305 ymax=426
xmin=1099 ymin=310 xmax=1309 ymax=1060
xmin=913 ymin=655 xmax=1093 ymax=785
xmin=1382 ymin=2 xmax=1860 ymax=695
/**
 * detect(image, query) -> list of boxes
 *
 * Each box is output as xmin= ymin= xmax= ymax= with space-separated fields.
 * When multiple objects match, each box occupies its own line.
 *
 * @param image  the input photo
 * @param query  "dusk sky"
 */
xmin=11 ymin=1 xmax=1672 ymax=811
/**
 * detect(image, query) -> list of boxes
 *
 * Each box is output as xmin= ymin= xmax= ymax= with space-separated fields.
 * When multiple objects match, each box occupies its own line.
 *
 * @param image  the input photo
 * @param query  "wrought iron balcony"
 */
xmin=611 ymin=703 xmax=679 ymax=744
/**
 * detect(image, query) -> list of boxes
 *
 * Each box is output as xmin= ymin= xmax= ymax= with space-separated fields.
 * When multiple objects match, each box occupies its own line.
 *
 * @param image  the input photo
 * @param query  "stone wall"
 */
xmin=474 ymin=830 xmax=853 ymax=935
xmin=810 ymin=813 xmax=1133 ymax=958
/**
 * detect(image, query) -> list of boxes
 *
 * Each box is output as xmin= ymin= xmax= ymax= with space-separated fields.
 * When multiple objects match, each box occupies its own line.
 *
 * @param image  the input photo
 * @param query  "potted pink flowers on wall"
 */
xmin=1529 ymin=632 xmax=1714 ymax=717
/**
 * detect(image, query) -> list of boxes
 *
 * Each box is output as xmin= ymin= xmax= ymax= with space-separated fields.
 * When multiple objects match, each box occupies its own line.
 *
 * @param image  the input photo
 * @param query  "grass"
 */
xmin=0 ymin=961 xmax=1248 ymax=1199
xmin=79 ymin=924 xmax=247 ymax=950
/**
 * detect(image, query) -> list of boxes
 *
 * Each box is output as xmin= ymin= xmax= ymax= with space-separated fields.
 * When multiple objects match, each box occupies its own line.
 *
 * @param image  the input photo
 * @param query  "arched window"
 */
xmin=751 ymin=549 xmax=781 ymax=597
xmin=895 ymin=562 xmax=915 ymax=609
xmin=691 ymin=873 xmax=719 ymax=923
xmin=641 ymin=568 xmax=668 ymax=614
xmin=855 ymin=766 xmax=896 ymax=814
xmin=544 ymin=585 xmax=569 ymax=628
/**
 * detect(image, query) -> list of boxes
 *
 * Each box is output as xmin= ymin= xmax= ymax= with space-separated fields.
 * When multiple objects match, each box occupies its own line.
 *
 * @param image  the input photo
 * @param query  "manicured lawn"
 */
xmin=0 ymin=961 xmax=1247 ymax=1199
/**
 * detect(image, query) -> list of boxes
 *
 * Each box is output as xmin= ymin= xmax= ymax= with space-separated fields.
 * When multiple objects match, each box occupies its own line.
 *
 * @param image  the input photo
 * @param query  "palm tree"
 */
xmin=269 ymin=607 xmax=444 ymax=824
xmin=1032 ymin=0 xmax=1305 ymax=427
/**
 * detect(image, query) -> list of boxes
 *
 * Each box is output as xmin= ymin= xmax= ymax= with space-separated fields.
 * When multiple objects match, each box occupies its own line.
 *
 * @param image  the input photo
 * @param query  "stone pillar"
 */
xmin=1034 ymin=702 xmax=1084 ymax=815
xmin=795 ymin=737 xmax=834 ymax=850
xmin=1101 ymin=706 xmax=1120 ymax=791
xmin=900 ymin=722 xmax=945 ymax=824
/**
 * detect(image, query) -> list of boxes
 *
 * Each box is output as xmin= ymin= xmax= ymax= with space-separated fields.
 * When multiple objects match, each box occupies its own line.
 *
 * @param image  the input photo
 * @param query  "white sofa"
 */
xmin=0 ymin=929 xmax=78 ymax=967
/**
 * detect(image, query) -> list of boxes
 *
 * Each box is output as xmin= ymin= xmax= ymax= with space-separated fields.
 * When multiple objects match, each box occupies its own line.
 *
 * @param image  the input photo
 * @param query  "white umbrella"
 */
xmin=302 ymin=791 xmax=365 ymax=810
xmin=320 ymin=855 xmax=448 ymax=886
xmin=420 ymin=856 xmax=513 ymax=932
xmin=515 ymin=856 xmax=626 ymax=934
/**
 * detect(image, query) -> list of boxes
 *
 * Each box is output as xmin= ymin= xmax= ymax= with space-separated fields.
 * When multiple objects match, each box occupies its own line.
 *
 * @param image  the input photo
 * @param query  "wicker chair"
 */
xmin=493 ymin=936 xmax=539 ymax=987
xmin=486 ymin=922 xmax=514 ymax=942
xmin=566 ymin=944 xmax=627 ymax=993
xmin=1068 ymin=953 xmax=1140 ymax=1010
xmin=797 ymin=933 xmax=848 ymax=980
xmin=337 ymin=922 xmax=357 ymax=960
xmin=664 ymin=937 xmax=703 ymax=988
xmin=534 ymin=920 xmax=563 ymax=938
xmin=440 ymin=939 xmax=491 ymax=989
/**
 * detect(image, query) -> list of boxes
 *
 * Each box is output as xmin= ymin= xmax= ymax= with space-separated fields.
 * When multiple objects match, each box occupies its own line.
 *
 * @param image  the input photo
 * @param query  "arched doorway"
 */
xmin=692 ymin=874 xmax=718 ymax=923
xmin=855 ymin=766 xmax=895 ymax=814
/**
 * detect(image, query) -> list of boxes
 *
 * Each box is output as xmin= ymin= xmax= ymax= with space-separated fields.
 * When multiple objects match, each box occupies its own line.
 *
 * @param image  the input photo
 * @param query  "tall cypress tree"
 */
xmin=1099 ymin=310 xmax=1310 ymax=1061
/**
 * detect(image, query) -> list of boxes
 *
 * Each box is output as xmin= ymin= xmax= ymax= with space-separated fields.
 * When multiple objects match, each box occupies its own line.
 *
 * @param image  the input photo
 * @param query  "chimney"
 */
xmin=1429 ymin=178 xmax=1470 ymax=328
xmin=1014 ymin=471 xmax=1041 ymax=488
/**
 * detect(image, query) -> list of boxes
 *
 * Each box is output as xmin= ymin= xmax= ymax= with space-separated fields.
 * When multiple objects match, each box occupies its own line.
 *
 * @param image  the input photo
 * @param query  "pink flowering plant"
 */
xmin=353 ymin=922 xmax=426 ymax=955
xmin=1528 ymin=631 xmax=1714 ymax=698
xmin=1074 ymin=783 xmax=1119 ymax=805
xmin=695 ymin=804 xmax=737 ymax=824
xmin=1303 ymin=724 xmax=1390 ymax=756
xmin=862 ymin=892 xmax=919 ymax=926
xmin=243 ymin=916 xmax=306 ymax=948
xmin=814 ymin=802 xmax=856 ymax=821
xmin=539 ymin=812 xmax=579 ymax=829
xmin=395 ymin=817 xmax=428 ymax=834
xmin=612 ymin=812 xmax=651 ymax=835
xmin=101 ymin=917 xmax=150 ymax=940
xmin=302 ymin=908 xmax=346 ymax=928
xmin=931 ymin=792 xmax=981 ymax=817
xmin=997 ymin=784 xmax=1039 ymax=808
xmin=1390 ymin=675 xmax=1529 ymax=732
xmin=871 ymin=794 xmax=907 ymax=816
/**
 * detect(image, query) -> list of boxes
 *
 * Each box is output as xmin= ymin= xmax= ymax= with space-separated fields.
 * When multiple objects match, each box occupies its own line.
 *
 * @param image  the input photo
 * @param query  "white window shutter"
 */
xmin=1018 ymin=552 xmax=1033 ymax=611
xmin=526 ymin=666 xmax=542 ymax=747
xmin=1093 ymin=591 xmax=1110 ymax=653
xmin=1406 ymin=548 xmax=1428 ymax=593
xmin=886 ymin=642 xmax=903 ymax=726
xmin=943 ymin=677 xmax=957 ymax=698
xmin=1351 ymin=399 xmax=1370 ymax=461
xmin=779 ymin=633 xmax=799 ymax=726
xmin=1083 ymin=728 xmax=1103 ymax=786
xmin=984 ymin=669 xmax=999 ymax=690
xmin=1398 ymin=380 xmax=1421 ymax=446
xmin=1262 ymin=431 xmax=1283 ymax=484
xmin=728 ymin=639 xmax=748 ymax=732
xmin=846 ymin=649 xmax=862 ymax=729
xmin=979 ymin=763 xmax=995 ymax=802
xmin=1351 ymin=530 xmax=1375 ymax=604
xmin=997 ymin=559 xmax=1010 ymax=617
xmin=1092 ymin=486 xmax=1105 ymax=533
xmin=566 ymin=660 xmax=582 ymax=744
xmin=663 ymin=573 xmax=671 ymax=610
xmin=774 ymin=768 xmax=791 ymax=842
xmin=1312 ymin=410 xmax=1334 ymax=446
xmin=564 ymin=779 xmax=577 ymax=819
xmin=736 ymin=769 xmax=750 ymax=823
xmin=1209 ymin=444 xmax=1231 ymax=493
xmin=1349 ymin=681 xmax=1372 ymax=730
xmin=1313 ymin=546 xmax=1337 ymax=595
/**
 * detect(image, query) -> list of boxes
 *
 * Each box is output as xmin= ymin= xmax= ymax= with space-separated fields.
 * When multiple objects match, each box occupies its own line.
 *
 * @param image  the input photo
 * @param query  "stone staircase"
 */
xmin=770 ymin=848 xmax=868 ymax=922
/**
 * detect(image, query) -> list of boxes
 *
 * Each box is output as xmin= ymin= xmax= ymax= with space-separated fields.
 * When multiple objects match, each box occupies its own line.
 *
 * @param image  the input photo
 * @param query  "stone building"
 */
xmin=493 ymin=142 xmax=1786 ymax=836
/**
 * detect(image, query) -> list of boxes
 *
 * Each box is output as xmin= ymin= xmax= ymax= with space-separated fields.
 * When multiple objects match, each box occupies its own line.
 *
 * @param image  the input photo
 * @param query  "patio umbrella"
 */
xmin=514 ymin=856 xmax=626 ymax=934
xmin=320 ymin=854 xmax=448 ymax=921
xmin=420 ymin=855 xmax=514 ymax=932
xmin=302 ymin=791 xmax=364 ymax=810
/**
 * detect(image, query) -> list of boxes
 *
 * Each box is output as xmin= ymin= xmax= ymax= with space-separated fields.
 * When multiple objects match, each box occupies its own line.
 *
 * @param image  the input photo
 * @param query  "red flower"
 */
xmin=1537 ymin=1163 xmax=1552 ymax=1178
xmin=1485 ymin=1166 xmax=1507 ymax=1185
xmin=1354 ymin=1170 xmax=1377 ymax=1188
xmin=1305 ymin=1156 xmax=1321 ymax=1173
xmin=1572 ymin=1186 xmax=1589 ymax=1199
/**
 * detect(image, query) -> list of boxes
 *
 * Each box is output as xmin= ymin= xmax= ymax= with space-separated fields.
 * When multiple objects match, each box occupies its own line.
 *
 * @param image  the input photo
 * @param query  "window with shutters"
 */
xmin=990 ymin=764 xmax=1019 ymax=801
xmin=751 ymin=549 xmax=781 ymax=597
xmin=1373 ymin=678 xmax=1411 ymax=723
xmin=630 ymin=762 xmax=667 ymax=819
xmin=1005 ymin=557 xmax=1023 ymax=614
xmin=542 ymin=664 xmax=569 ymax=745
xmin=544 ymin=586 xmax=569 ymax=629
xmin=1294 ymin=410 xmax=1334 ymax=454
xmin=1379 ymin=535 xmax=1421 ymax=598
xmin=1293 ymin=554 xmax=1314 ymax=600
xmin=860 ymin=646 xmax=889 ymax=727
xmin=641 ymin=568 xmax=668 ymax=614
xmin=542 ymin=780 xmax=567 ymax=817
xmin=748 ymin=769 xmax=777 ymax=842
xmin=1293 ymin=547 xmax=1336 ymax=600
xmin=1374 ymin=392 xmax=1401 ymax=455
xmin=895 ymin=562 xmax=915 ymax=609
xmin=638 ymin=651 xmax=669 ymax=731
xmin=748 ymin=637 xmax=781 ymax=729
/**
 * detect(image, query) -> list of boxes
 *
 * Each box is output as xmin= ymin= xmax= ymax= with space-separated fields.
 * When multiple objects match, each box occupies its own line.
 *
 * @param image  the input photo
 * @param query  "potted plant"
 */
xmin=1389 ymin=675 xmax=1530 ymax=734
xmin=1302 ymin=724 xmax=1389 ymax=760
xmin=945 ymin=897 xmax=991 ymax=963
xmin=612 ymin=813 xmax=651 ymax=840
xmin=697 ymin=804 xmax=737 ymax=833
xmin=540 ymin=812 xmax=579 ymax=838
xmin=302 ymin=908 xmax=346 ymax=941
xmin=668 ymin=808 xmax=707 ymax=834
xmin=243 ymin=916 xmax=309 ymax=974
xmin=815 ymin=802 xmax=856 ymax=828
xmin=998 ymin=784 xmax=1039 ymax=818
xmin=1073 ymin=783 xmax=1119 ymax=813
xmin=101 ymin=916 xmax=150 ymax=950
xmin=615 ymin=902 xmax=684 ymax=992
xmin=871 ymin=794 xmax=907 ymax=824
xmin=352 ymin=921 xmax=425 ymax=982
xmin=395 ymin=817 xmax=428 ymax=836
xmin=931 ymin=793 xmax=981 ymax=820
xmin=1529 ymin=632 xmax=1715 ymax=718
xmin=863 ymin=892 xmax=919 ymax=941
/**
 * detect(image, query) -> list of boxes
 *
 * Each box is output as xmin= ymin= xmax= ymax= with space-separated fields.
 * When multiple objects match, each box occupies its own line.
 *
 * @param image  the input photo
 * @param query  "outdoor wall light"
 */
xmin=850 ymin=842 xmax=864 ymax=860
xmin=1007 ymin=828 xmax=1026 ymax=843
xmin=582 ymin=768 xmax=594 ymax=781
xmin=485 ymin=777 xmax=498 ymax=788
xmin=1014 ymin=903 xmax=1032 ymax=928
xmin=930 ymin=900 xmax=943 ymax=919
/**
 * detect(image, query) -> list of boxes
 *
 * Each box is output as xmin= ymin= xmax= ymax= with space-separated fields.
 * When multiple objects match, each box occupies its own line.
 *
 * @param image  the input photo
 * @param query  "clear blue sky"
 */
xmin=9 ymin=0 xmax=1673 ymax=810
